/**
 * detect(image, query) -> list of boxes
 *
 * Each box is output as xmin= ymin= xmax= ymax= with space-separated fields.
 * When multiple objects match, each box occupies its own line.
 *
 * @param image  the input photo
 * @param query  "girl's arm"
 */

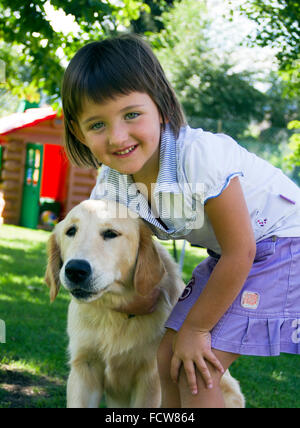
xmin=170 ymin=177 xmax=256 ymax=393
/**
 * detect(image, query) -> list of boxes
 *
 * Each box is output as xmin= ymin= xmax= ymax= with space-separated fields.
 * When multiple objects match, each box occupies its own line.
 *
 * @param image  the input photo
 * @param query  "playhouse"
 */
xmin=0 ymin=107 xmax=98 ymax=229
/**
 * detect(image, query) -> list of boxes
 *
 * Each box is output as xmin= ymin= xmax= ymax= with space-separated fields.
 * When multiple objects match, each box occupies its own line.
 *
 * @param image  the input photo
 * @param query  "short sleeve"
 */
xmin=181 ymin=130 xmax=244 ymax=205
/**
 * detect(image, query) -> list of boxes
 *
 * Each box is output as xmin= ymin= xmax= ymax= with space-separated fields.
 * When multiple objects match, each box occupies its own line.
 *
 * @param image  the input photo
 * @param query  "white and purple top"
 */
xmin=91 ymin=124 xmax=300 ymax=254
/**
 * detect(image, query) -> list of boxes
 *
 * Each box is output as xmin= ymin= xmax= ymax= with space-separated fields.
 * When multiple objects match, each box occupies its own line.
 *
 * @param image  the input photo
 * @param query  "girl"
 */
xmin=61 ymin=34 xmax=300 ymax=408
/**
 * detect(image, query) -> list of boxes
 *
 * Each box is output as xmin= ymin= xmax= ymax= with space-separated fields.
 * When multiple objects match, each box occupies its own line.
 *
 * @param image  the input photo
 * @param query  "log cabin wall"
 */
xmin=64 ymin=166 xmax=98 ymax=216
xmin=1 ymin=140 xmax=26 ymax=225
xmin=0 ymin=180 xmax=4 ymax=225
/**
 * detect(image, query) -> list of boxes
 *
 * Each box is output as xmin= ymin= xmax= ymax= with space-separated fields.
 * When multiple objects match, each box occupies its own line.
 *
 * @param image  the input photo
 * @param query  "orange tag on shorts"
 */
xmin=241 ymin=291 xmax=260 ymax=309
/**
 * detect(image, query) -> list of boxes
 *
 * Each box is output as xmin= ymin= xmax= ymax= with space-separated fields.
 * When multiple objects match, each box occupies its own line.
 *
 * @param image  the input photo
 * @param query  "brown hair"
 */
xmin=61 ymin=33 xmax=186 ymax=168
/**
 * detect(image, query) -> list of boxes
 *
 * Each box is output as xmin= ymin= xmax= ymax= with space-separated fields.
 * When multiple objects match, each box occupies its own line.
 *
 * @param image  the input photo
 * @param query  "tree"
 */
xmin=237 ymin=0 xmax=300 ymax=67
xmin=0 ymin=41 xmax=40 ymax=116
xmin=286 ymin=120 xmax=300 ymax=182
xmin=0 ymin=0 xmax=156 ymax=99
xmin=0 ymin=88 xmax=19 ymax=117
xmin=131 ymin=0 xmax=177 ymax=34
xmin=151 ymin=0 xmax=267 ymax=139
xmin=235 ymin=1 xmax=300 ymax=171
xmin=235 ymin=0 xmax=300 ymax=96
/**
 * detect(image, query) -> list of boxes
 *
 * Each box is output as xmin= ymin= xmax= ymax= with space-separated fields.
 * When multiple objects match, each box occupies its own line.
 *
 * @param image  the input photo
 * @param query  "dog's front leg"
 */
xmin=67 ymin=362 xmax=104 ymax=408
xmin=131 ymin=369 xmax=161 ymax=408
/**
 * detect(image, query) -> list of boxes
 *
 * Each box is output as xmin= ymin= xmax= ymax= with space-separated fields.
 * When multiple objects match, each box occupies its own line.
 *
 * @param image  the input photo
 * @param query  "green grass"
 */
xmin=0 ymin=225 xmax=299 ymax=408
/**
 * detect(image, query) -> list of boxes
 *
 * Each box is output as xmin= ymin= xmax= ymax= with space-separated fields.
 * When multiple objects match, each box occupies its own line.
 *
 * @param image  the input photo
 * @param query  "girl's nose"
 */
xmin=108 ymin=123 xmax=128 ymax=147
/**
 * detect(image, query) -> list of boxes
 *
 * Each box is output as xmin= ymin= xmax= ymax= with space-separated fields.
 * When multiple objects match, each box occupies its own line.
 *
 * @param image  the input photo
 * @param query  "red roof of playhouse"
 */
xmin=0 ymin=107 xmax=57 ymax=142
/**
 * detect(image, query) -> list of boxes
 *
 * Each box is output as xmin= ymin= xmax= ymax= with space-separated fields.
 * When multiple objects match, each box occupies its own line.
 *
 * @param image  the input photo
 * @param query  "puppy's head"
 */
xmin=45 ymin=200 xmax=165 ymax=303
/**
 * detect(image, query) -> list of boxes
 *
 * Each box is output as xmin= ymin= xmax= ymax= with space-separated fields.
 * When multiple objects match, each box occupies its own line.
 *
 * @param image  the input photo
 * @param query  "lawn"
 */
xmin=0 ymin=225 xmax=299 ymax=408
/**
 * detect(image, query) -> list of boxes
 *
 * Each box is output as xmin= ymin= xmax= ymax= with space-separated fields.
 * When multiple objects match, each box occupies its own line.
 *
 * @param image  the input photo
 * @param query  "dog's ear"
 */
xmin=45 ymin=232 xmax=62 ymax=302
xmin=133 ymin=222 xmax=166 ymax=296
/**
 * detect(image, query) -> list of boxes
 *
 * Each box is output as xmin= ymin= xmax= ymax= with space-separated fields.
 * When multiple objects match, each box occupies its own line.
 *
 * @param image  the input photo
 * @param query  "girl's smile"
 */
xmin=113 ymin=144 xmax=138 ymax=157
xmin=75 ymin=92 xmax=163 ymax=182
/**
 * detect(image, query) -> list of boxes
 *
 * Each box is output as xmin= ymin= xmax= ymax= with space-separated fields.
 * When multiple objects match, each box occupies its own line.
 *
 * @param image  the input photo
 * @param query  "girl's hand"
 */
xmin=170 ymin=326 xmax=224 ymax=395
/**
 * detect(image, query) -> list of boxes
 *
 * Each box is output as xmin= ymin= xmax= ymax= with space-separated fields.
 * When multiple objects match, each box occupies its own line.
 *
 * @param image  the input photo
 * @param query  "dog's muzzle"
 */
xmin=64 ymin=259 xmax=95 ymax=300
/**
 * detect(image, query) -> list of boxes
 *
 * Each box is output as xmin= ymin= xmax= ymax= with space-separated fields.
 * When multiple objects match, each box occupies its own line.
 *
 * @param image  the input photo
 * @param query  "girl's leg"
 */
xmin=157 ymin=329 xmax=180 ymax=408
xmin=179 ymin=349 xmax=239 ymax=408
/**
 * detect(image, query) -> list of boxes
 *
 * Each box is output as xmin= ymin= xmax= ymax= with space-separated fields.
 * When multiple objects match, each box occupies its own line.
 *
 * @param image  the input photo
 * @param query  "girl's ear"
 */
xmin=45 ymin=233 xmax=63 ymax=302
xmin=133 ymin=222 xmax=166 ymax=296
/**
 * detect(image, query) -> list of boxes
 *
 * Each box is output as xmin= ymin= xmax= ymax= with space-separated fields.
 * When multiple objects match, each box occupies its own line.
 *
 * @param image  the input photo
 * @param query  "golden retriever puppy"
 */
xmin=45 ymin=199 xmax=245 ymax=408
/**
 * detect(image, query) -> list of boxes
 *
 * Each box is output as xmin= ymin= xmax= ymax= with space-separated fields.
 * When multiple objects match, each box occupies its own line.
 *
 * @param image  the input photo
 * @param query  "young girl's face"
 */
xmin=76 ymin=92 xmax=163 ymax=179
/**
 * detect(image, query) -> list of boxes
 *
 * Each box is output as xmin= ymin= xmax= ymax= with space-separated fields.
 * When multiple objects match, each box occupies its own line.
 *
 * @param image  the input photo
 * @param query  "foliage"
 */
xmin=237 ymin=0 xmax=300 ymax=67
xmin=263 ymin=73 xmax=299 ymax=129
xmin=150 ymin=0 xmax=267 ymax=139
xmin=0 ymin=41 xmax=40 ymax=104
xmin=256 ymin=73 xmax=299 ymax=155
xmin=0 ymin=87 xmax=19 ymax=117
xmin=0 ymin=41 xmax=40 ymax=116
xmin=285 ymin=120 xmax=300 ymax=180
xmin=131 ymin=0 xmax=177 ymax=34
xmin=0 ymin=0 xmax=153 ymax=99
xmin=236 ymin=0 xmax=300 ymax=96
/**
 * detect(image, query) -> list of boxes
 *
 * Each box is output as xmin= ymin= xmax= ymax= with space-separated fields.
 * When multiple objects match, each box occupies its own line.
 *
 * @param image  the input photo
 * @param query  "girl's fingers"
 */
xmin=195 ymin=359 xmax=213 ymax=390
xmin=195 ymin=352 xmax=224 ymax=390
xmin=170 ymin=351 xmax=225 ymax=394
xmin=183 ymin=361 xmax=198 ymax=395
xmin=206 ymin=351 xmax=225 ymax=375
xmin=175 ymin=357 xmax=215 ymax=394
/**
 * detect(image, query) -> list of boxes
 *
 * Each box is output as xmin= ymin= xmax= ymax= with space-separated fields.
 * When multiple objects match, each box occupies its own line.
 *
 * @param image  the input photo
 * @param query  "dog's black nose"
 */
xmin=65 ymin=260 xmax=92 ymax=284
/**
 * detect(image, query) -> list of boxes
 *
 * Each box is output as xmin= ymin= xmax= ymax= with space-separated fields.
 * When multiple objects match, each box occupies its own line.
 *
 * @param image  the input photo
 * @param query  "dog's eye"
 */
xmin=102 ymin=229 xmax=120 ymax=240
xmin=66 ymin=226 xmax=77 ymax=237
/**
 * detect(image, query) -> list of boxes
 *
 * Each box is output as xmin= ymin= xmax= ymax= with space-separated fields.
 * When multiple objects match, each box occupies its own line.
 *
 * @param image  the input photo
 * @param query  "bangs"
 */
xmin=64 ymin=37 xmax=157 ymax=122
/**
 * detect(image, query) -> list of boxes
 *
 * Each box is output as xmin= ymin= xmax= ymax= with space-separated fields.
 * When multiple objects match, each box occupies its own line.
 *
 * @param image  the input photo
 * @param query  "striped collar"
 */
xmin=154 ymin=123 xmax=181 ymax=195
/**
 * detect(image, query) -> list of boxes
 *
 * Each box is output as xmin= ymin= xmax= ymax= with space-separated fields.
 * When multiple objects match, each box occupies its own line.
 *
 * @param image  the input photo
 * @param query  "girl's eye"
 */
xmin=90 ymin=121 xmax=104 ymax=131
xmin=125 ymin=112 xmax=140 ymax=120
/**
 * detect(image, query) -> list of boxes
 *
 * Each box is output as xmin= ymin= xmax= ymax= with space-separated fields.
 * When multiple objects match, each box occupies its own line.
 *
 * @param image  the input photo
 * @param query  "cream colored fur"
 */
xmin=45 ymin=199 xmax=245 ymax=408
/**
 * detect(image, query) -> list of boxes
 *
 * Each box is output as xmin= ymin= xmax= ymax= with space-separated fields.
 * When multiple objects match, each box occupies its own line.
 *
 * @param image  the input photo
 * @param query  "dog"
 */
xmin=45 ymin=199 xmax=245 ymax=408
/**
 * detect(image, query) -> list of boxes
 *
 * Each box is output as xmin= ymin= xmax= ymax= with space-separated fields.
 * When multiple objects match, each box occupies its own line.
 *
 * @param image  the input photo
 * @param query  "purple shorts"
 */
xmin=165 ymin=236 xmax=300 ymax=356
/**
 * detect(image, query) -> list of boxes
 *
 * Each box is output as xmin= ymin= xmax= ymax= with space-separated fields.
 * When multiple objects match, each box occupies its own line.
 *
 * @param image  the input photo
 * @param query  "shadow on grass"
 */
xmin=0 ymin=364 xmax=66 ymax=408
